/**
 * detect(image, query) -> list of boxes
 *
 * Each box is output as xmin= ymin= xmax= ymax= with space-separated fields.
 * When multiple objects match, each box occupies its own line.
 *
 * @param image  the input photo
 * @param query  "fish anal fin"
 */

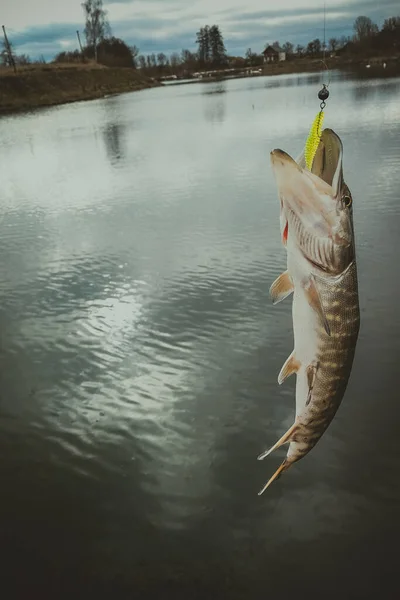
xmin=257 ymin=422 xmax=298 ymax=461
xmin=270 ymin=270 xmax=294 ymax=305
xmin=258 ymin=460 xmax=289 ymax=495
xmin=303 ymin=275 xmax=331 ymax=336
xmin=278 ymin=351 xmax=301 ymax=385
xmin=305 ymin=361 xmax=319 ymax=406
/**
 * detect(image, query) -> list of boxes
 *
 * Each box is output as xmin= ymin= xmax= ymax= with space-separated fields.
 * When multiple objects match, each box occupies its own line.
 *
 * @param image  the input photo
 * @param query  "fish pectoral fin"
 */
xmin=305 ymin=361 xmax=319 ymax=406
xmin=303 ymin=275 xmax=331 ymax=336
xmin=257 ymin=422 xmax=298 ymax=461
xmin=258 ymin=460 xmax=289 ymax=495
xmin=278 ymin=351 xmax=301 ymax=385
xmin=269 ymin=270 xmax=294 ymax=305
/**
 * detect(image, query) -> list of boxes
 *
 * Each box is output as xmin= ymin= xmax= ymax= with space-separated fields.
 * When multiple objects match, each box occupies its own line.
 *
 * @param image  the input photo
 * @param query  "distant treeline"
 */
xmin=1 ymin=2 xmax=399 ymax=75
xmin=132 ymin=15 xmax=400 ymax=77
xmin=337 ymin=15 xmax=400 ymax=56
xmin=55 ymin=37 xmax=139 ymax=69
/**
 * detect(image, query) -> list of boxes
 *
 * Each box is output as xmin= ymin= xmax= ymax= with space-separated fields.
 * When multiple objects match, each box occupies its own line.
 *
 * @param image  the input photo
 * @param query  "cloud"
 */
xmin=5 ymin=0 xmax=399 ymax=61
xmin=9 ymin=23 xmax=82 ymax=59
xmin=11 ymin=23 xmax=83 ymax=46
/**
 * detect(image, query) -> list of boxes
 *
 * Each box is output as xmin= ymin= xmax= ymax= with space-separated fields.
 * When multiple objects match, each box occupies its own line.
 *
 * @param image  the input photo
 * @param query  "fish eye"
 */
xmin=342 ymin=194 xmax=352 ymax=208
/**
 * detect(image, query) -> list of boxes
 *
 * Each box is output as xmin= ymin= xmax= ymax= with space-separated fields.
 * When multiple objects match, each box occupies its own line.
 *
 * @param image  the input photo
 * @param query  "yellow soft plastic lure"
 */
xmin=304 ymin=110 xmax=324 ymax=170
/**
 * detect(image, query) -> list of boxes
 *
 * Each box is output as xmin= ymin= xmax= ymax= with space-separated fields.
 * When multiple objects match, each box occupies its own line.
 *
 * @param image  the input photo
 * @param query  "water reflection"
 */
xmin=351 ymin=79 xmax=400 ymax=103
xmin=103 ymin=123 xmax=126 ymax=164
xmin=264 ymin=73 xmax=322 ymax=90
xmin=202 ymin=83 xmax=227 ymax=123
xmin=101 ymin=97 xmax=127 ymax=165
xmin=344 ymin=62 xmax=400 ymax=80
xmin=0 ymin=71 xmax=400 ymax=597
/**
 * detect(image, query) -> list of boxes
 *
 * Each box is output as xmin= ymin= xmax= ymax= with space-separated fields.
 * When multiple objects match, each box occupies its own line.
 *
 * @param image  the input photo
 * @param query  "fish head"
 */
xmin=271 ymin=128 xmax=355 ymax=275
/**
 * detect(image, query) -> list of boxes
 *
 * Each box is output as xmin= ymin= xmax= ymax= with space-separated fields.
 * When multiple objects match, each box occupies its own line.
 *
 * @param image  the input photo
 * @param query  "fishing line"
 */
xmin=304 ymin=2 xmax=331 ymax=170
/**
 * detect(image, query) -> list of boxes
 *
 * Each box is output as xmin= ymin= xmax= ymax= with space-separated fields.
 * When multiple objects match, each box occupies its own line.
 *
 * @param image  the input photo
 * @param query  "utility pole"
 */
xmin=2 ymin=25 xmax=16 ymax=73
xmin=76 ymin=30 xmax=84 ymax=61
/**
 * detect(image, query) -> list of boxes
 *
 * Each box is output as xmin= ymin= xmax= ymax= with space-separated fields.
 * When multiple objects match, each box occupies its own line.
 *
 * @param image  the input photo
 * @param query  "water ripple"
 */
xmin=0 ymin=72 xmax=400 ymax=593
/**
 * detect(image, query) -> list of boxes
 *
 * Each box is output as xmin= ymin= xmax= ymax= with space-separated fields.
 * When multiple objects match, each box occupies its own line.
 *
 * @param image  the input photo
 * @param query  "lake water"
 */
xmin=1 ymin=71 xmax=399 ymax=599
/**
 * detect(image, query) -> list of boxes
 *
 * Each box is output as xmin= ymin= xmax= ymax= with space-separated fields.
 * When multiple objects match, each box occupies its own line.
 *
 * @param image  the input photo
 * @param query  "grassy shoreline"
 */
xmin=0 ymin=56 xmax=399 ymax=115
xmin=0 ymin=63 xmax=160 ymax=115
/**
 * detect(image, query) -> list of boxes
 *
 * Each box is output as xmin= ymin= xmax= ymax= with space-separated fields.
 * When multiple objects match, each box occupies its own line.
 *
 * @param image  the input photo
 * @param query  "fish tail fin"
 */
xmin=258 ymin=460 xmax=290 ymax=495
xmin=257 ymin=422 xmax=298 ymax=461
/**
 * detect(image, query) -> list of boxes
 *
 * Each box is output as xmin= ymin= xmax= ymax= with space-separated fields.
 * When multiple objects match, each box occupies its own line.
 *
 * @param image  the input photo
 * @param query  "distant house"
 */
xmin=262 ymin=45 xmax=286 ymax=63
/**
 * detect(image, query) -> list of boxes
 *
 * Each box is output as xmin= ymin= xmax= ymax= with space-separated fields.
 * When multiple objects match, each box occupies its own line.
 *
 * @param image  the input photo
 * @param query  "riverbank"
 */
xmin=156 ymin=55 xmax=400 ymax=86
xmin=1 ymin=55 xmax=399 ymax=115
xmin=260 ymin=55 xmax=400 ymax=77
xmin=0 ymin=63 xmax=160 ymax=115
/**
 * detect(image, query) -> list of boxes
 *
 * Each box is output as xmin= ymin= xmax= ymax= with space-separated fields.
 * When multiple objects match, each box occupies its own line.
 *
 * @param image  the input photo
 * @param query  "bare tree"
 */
xmin=353 ymin=16 xmax=378 ymax=42
xmin=338 ymin=35 xmax=351 ymax=49
xmin=169 ymin=52 xmax=180 ymax=68
xmin=181 ymin=48 xmax=197 ymax=71
xmin=81 ymin=0 xmax=111 ymax=61
xmin=15 ymin=53 xmax=31 ymax=65
xmin=307 ymin=38 xmax=321 ymax=56
xmin=157 ymin=52 xmax=166 ymax=67
xmin=283 ymin=42 xmax=294 ymax=55
xmin=382 ymin=16 xmax=400 ymax=31
xmin=181 ymin=49 xmax=195 ymax=64
xmin=129 ymin=44 xmax=139 ymax=67
xmin=1 ymin=39 xmax=31 ymax=69
xmin=245 ymin=47 xmax=253 ymax=65
xmin=329 ymin=38 xmax=338 ymax=52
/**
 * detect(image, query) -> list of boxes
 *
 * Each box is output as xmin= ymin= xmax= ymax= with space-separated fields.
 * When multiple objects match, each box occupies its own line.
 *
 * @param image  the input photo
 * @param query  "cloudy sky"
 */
xmin=4 ymin=0 xmax=399 ymax=61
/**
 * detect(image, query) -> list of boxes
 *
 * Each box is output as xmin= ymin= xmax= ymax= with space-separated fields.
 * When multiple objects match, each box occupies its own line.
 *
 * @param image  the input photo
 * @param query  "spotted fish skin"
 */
xmin=287 ymin=257 xmax=360 ymax=464
xmin=258 ymin=128 xmax=360 ymax=493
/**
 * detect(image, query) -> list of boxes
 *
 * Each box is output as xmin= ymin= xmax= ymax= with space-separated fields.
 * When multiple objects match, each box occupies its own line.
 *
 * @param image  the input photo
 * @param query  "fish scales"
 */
xmin=290 ymin=261 xmax=359 ymax=460
xmin=258 ymin=128 xmax=360 ymax=493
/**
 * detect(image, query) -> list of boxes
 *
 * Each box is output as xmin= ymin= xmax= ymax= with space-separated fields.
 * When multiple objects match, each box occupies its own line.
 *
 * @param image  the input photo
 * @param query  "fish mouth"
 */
xmin=309 ymin=128 xmax=343 ymax=195
xmin=270 ymin=129 xmax=351 ymax=273
xmin=270 ymin=128 xmax=343 ymax=200
xmin=270 ymin=129 xmax=343 ymax=239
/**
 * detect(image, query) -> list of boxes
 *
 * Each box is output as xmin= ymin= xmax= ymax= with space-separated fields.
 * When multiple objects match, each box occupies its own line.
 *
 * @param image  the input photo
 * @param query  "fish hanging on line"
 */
xmin=258 ymin=110 xmax=360 ymax=494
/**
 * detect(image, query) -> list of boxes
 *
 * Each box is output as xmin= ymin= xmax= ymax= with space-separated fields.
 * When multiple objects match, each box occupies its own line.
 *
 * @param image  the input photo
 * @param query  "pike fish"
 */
xmin=258 ymin=128 xmax=360 ymax=494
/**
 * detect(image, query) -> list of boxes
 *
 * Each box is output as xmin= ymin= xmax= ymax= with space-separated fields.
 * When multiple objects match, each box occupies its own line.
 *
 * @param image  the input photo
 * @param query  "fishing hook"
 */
xmin=318 ymin=2 xmax=331 ymax=110
xmin=318 ymin=60 xmax=331 ymax=110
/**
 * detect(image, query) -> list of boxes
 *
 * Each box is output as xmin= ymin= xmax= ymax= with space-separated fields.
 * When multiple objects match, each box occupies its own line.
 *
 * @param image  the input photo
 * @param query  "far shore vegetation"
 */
xmin=1 ymin=2 xmax=399 ymax=79
xmin=0 ymin=1 xmax=399 ymax=113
